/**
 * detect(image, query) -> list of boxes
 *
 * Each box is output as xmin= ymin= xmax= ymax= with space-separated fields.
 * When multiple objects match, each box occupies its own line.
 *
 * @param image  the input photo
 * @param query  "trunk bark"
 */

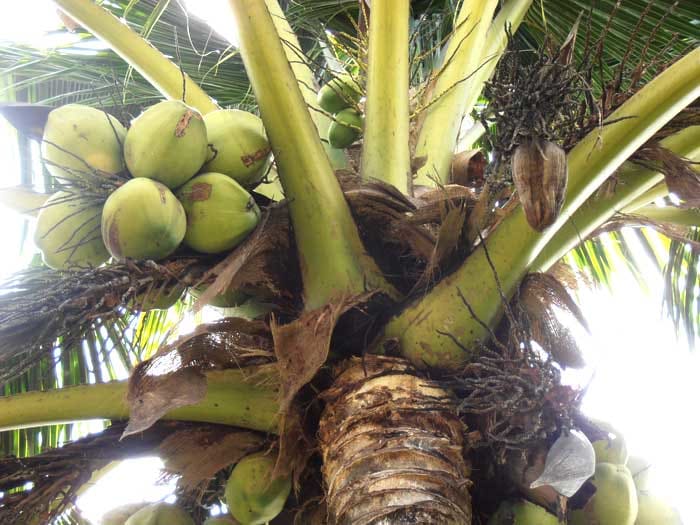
xmin=319 ymin=356 xmax=471 ymax=524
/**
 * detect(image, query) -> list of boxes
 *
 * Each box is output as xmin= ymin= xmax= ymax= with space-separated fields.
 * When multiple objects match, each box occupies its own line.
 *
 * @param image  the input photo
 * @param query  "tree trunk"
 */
xmin=319 ymin=356 xmax=471 ymax=524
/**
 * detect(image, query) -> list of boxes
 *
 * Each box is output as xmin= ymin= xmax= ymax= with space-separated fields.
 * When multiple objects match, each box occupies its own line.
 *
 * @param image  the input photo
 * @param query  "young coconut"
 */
xmin=590 ymin=418 xmax=628 ymax=465
xmin=124 ymin=502 xmax=194 ymax=525
xmin=189 ymin=285 xmax=249 ymax=308
xmin=129 ymin=284 xmax=184 ymax=311
xmin=317 ymin=73 xmax=362 ymax=114
xmin=488 ymin=498 xmax=560 ymax=524
xmin=42 ymin=104 xmax=126 ymax=182
xmin=203 ymin=109 xmax=271 ymax=188
xmin=101 ymin=178 xmax=186 ymax=261
xmin=328 ymin=108 xmax=363 ymax=149
xmin=34 ymin=191 xmax=110 ymax=270
xmin=203 ymin=518 xmax=237 ymax=525
xmin=635 ymin=490 xmax=683 ymax=525
xmin=102 ymin=503 xmax=149 ymax=525
xmin=512 ymin=139 xmax=568 ymax=231
xmin=124 ymin=100 xmax=208 ymax=189
xmin=225 ymin=452 xmax=292 ymax=525
xmin=176 ymin=172 xmax=260 ymax=254
xmin=569 ymin=462 xmax=638 ymax=525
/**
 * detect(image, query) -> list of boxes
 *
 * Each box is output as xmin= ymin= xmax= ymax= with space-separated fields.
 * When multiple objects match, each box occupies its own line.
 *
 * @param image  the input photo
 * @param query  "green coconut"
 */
xmin=124 ymin=100 xmax=208 ymax=189
xmin=569 ymin=463 xmax=638 ymax=525
xmin=189 ymin=285 xmax=249 ymax=308
xmin=203 ymin=109 xmax=271 ymax=187
xmin=225 ymin=453 xmax=291 ymax=525
xmin=101 ymin=178 xmax=186 ymax=261
xmin=488 ymin=499 xmax=560 ymax=524
xmin=34 ymin=191 xmax=110 ymax=270
xmin=317 ymin=74 xmax=362 ymax=114
xmin=124 ymin=502 xmax=194 ymax=525
xmin=328 ymin=108 xmax=363 ymax=148
xmin=635 ymin=490 xmax=683 ymax=525
xmin=626 ymin=455 xmax=653 ymax=491
xmin=591 ymin=419 xmax=628 ymax=464
xmin=102 ymin=503 xmax=149 ymax=525
xmin=203 ymin=518 xmax=237 ymax=525
xmin=42 ymin=104 xmax=126 ymax=182
xmin=176 ymin=172 xmax=260 ymax=254
xmin=130 ymin=284 xmax=184 ymax=311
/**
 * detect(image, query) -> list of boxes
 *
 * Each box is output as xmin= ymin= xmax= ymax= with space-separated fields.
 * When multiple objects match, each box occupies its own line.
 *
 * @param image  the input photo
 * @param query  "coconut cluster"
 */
xmin=318 ymin=74 xmax=364 ymax=148
xmin=36 ymin=102 xmax=268 ymax=278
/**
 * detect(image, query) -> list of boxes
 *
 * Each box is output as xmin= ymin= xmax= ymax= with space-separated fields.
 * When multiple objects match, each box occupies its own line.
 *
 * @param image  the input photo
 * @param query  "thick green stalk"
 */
xmin=0 ymin=369 xmax=279 ymax=434
xmin=633 ymin=205 xmax=700 ymax=227
xmin=54 ymin=0 xmax=218 ymax=114
xmin=227 ymin=0 xmax=392 ymax=309
xmin=0 ymin=186 xmax=49 ymax=217
xmin=263 ymin=0 xmax=347 ymax=169
xmin=533 ymin=125 xmax=700 ymax=271
xmin=361 ymin=0 xmax=410 ymax=192
xmin=383 ymin=50 xmax=700 ymax=368
xmin=620 ymin=182 xmax=669 ymax=213
xmin=413 ymin=0 xmax=510 ymax=186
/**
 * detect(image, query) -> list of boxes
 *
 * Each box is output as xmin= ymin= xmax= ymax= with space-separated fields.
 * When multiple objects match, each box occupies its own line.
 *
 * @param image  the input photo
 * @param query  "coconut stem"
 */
xmin=54 ymin=0 xmax=219 ymax=114
xmin=263 ymin=0 xmax=347 ymax=169
xmin=0 ymin=369 xmax=280 ymax=434
xmin=532 ymin=125 xmax=700 ymax=271
xmin=413 ymin=0 xmax=501 ymax=187
xmin=382 ymin=49 xmax=700 ymax=368
xmin=361 ymin=0 xmax=411 ymax=193
xmin=227 ymin=0 xmax=395 ymax=309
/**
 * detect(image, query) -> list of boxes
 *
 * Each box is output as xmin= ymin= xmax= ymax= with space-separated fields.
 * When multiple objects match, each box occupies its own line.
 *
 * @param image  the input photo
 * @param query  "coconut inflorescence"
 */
xmin=124 ymin=100 xmax=208 ymax=189
xmin=203 ymin=109 xmax=271 ymax=188
xmin=42 ymin=104 xmax=126 ymax=182
xmin=34 ymin=192 xmax=110 ymax=270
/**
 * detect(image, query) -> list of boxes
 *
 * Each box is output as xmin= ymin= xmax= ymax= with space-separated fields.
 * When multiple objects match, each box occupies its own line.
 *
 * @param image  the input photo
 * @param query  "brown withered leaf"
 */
xmin=517 ymin=273 xmax=588 ymax=368
xmin=634 ymin=144 xmax=700 ymax=207
xmin=159 ymin=426 xmax=264 ymax=491
xmin=450 ymin=150 xmax=486 ymax=186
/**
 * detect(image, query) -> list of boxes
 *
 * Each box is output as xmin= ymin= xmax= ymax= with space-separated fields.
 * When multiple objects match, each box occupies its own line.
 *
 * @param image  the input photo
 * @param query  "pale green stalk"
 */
xmin=414 ymin=0 xmax=522 ymax=186
xmin=54 ymin=0 xmax=218 ymax=114
xmin=0 ymin=186 xmax=49 ymax=217
xmin=227 ymin=0 xmax=393 ymax=309
xmin=533 ymin=125 xmax=700 ymax=271
xmin=361 ymin=0 xmax=410 ymax=192
xmin=264 ymin=0 xmax=347 ymax=168
xmin=383 ymin=49 xmax=700 ymax=368
xmin=632 ymin=205 xmax=700 ymax=227
xmin=0 ymin=369 xmax=279 ymax=434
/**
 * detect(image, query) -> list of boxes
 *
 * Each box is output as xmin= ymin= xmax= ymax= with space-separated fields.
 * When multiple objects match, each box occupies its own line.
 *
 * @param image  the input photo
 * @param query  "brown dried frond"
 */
xmin=515 ymin=273 xmax=588 ymax=369
xmin=0 ymin=421 xmax=193 ymax=524
xmin=0 ymin=257 xmax=207 ymax=385
xmin=632 ymin=143 xmax=700 ymax=206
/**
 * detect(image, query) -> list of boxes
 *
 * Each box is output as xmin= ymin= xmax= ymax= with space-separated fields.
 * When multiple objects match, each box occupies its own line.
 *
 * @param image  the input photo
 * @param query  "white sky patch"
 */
xmin=183 ymin=0 xmax=240 ymax=47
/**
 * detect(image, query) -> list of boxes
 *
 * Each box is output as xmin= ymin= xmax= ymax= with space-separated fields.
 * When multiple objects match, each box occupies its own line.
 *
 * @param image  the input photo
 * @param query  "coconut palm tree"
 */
xmin=0 ymin=0 xmax=698 ymax=523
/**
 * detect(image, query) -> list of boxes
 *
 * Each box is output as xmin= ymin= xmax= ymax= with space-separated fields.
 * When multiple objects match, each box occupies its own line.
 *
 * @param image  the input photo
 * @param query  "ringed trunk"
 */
xmin=319 ymin=356 xmax=471 ymax=524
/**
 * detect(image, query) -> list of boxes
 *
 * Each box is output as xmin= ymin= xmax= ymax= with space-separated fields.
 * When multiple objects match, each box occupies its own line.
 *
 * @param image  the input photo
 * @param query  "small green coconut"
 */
xmin=635 ymin=490 xmax=683 ymax=525
xmin=328 ymin=108 xmax=363 ymax=149
xmin=34 ymin=191 xmax=110 ymax=270
xmin=225 ymin=452 xmax=292 ymax=525
xmin=203 ymin=518 xmax=237 ymax=525
xmin=591 ymin=419 xmax=628 ymax=464
xmin=101 ymin=178 xmax=186 ymax=261
xmin=102 ymin=503 xmax=149 ymax=525
xmin=124 ymin=100 xmax=208 ymax=189
xmin=42 ymin=104 xmax=126 ymax=182
xmin=124 ymin=502 xmax=194 ymax=525
xmin=129 ymin=284 xmax=184 ymax=311
xmin=203 ymin=109 xmax=271 ymax=187
xmin=317 ymin=74 xmax=362 ymax=114
xmin=569 ymin=463 xmax=638 ymax=525
xmin=189 ymin=285 xmax=249 ymax=308
xmin=488 ymin=499 xmax=560 ymax=524
xmin=176 ymin=172 xmax=260 ymax=254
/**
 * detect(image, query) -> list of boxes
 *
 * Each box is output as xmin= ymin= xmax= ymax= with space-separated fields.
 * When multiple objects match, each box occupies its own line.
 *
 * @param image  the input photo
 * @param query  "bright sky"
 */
xmin=1 ymin=2 xmax=698 ymax=524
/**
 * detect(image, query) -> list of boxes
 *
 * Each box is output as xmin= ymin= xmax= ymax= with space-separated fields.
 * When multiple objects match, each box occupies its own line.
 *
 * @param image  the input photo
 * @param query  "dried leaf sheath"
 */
xmin=319 ymin=356 xmax=471 ymax=524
